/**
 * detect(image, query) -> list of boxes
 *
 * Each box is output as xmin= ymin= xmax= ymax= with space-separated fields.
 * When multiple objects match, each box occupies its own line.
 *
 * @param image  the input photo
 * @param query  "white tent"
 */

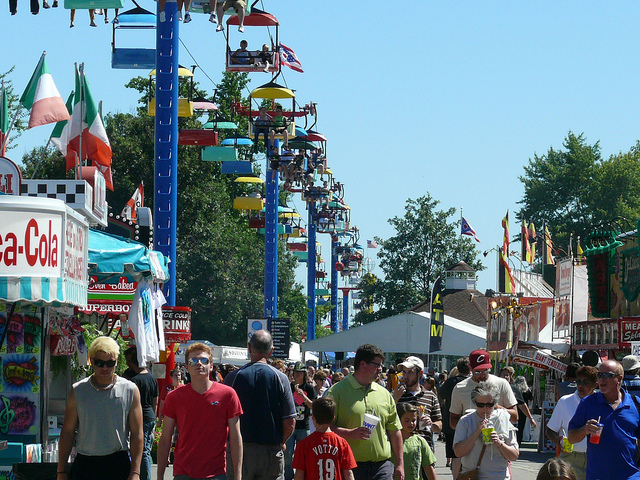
xmin=301 ymin=311 xmax=486 ymax=356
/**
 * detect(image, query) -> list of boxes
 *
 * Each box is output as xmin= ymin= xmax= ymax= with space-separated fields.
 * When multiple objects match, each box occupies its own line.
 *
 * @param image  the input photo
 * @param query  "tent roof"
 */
xmin=88 ymin=229 xmax=169 ymax=282
xmin=301 ymin=311 xmax=486 ymax=356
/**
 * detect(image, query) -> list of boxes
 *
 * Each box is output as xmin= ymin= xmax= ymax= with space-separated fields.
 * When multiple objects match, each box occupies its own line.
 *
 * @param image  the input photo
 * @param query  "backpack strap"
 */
xmin=476 ymin=444 xmax=487 ymax=468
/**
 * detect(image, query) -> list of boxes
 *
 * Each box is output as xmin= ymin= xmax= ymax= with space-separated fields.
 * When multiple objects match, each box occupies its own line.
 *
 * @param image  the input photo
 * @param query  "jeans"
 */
xmin=142 ymin=419 xmax=156 ymax=480
xmin=284 ymin=429 xmax=309 ymax=480
xmin=242 ymin=443 xmax=284 ymax=480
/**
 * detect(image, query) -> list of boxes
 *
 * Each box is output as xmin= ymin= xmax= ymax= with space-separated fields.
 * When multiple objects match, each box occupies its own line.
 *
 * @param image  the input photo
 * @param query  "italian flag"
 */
xmin=53 ymin=64 xmax=113 ymax=190
xmin=20 ymin=53 xmax=70 ymax=129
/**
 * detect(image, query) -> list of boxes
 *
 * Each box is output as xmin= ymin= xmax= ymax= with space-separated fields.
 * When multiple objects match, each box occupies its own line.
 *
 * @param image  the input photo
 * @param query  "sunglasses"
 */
xmin=188 ymin=357 xmax=211 ymax=366
xmin=475 ymin=401 xmax=495 ymax=408
xmin=575 ymin=379 xmax=594 ymax=386
xmin=596 ymin=372 xmax=620 ymax=380
xmin=92 ymin=358 xmax=116 ymax=368
xmin=473 ymin=370 xmax=490 ymax=376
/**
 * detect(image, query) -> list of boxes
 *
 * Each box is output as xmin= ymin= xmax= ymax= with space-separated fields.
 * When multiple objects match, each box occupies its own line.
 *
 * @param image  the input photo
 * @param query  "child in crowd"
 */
xmin=537 ymin=458 xmax=577 ymax=480
xmin=292 ymin=397 xmax=357 ymax=480
xmin=397 ymin=403 xmax=438 ymax=480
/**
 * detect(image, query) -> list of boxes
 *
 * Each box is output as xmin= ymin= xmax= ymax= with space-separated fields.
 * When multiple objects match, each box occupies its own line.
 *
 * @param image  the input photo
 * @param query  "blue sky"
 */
xmin=4 ymin=1 xmax=640 ymax=301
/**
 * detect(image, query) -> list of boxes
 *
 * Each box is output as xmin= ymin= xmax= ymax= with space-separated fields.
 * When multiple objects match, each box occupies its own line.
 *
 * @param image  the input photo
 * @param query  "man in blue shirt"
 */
xmin=225 ymin=330 xmax=296 ymax=480
xmin=622 ymin=355 xmax=640 ymax=398
xmin=568 ymin=359 xmax=640 ymax=480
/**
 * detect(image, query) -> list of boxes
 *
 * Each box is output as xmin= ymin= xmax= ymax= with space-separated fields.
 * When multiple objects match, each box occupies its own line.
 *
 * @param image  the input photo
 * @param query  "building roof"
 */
xmin=410 ymin=288 xmax=488 ymax=328
xmin=445 ymin=261 xmax=476 ymax=272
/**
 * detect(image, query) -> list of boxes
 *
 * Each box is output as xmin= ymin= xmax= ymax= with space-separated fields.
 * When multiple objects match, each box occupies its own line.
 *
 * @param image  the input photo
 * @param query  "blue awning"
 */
xmin=88 ymin=229 xmax=169 ymax=282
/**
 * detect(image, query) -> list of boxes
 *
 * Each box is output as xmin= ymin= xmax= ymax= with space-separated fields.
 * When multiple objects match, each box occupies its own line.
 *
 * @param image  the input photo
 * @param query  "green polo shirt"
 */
xmin=327 ymin=374 xmax=402 ymax=462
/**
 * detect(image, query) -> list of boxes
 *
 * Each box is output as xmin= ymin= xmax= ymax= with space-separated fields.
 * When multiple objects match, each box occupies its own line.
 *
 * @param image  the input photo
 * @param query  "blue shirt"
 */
xmin=623 ymin=375 xmax=640 ymax=397
xmin=569 ymin=389 xmax=640 ymax=480
xmin=224 ymin=361 xmax=296 ymax=444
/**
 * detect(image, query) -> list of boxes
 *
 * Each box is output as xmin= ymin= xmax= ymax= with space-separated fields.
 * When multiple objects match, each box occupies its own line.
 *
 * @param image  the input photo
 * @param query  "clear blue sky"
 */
xmin=4 ymin=1 xmax=640 ymax=298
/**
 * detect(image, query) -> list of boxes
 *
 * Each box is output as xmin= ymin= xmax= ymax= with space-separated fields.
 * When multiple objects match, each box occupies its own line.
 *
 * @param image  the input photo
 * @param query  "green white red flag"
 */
xmin=61 ymin=64 xmax=113 ymax=190
xmin=19 ymin=52 xmax=70 ymax=129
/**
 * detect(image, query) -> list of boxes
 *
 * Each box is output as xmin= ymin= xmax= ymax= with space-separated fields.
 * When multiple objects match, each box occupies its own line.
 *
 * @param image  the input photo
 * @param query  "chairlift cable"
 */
xmin=178 ymin=37 xmax=218 ymax=90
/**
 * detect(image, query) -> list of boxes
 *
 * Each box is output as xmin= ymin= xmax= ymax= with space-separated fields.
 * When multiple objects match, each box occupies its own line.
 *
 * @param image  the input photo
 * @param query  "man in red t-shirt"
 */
xmin=292 ymin=397 xmax=357 ymax=480
xmin=157 ymin=342 xmax=243 ymax=480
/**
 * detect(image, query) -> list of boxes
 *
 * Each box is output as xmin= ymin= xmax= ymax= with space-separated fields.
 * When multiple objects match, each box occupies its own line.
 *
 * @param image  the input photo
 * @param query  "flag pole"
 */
xmin=77 ymin=63 xmax=84 ymax=181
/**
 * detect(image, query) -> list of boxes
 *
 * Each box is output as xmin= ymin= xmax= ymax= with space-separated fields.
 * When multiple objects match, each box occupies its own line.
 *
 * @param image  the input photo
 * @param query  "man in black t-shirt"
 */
xmin=125 ymin=346 xmax=159 ymax=480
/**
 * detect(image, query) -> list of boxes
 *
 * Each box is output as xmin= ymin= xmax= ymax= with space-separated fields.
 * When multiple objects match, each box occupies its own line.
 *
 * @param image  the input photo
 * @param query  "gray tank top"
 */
xmin=73 ymin=375 xmax=136 ymax=456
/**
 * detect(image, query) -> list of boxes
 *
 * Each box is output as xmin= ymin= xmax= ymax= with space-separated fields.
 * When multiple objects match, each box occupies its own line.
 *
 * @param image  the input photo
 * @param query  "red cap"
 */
xmin=470 ymin=349 xmax=492 ymax=371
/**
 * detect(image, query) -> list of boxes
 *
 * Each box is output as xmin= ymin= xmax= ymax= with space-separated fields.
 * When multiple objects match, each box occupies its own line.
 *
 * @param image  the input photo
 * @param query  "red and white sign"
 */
xmin=512 ymin=355 xmax=549 ymax=371
xmin=65 ymin=215 xmax=87 ymax=283
xmin=0 ymin=156 xmax=21 ymax=195
xmin=532 ymin=350 xmax=568 ymax=374
xmin=50 ymin=335 xmax=79 ymax=356
xmin=163 ymin=306 xmax=192 ymax=343
xmin=556 ymin=259 xmax=573 ymax=297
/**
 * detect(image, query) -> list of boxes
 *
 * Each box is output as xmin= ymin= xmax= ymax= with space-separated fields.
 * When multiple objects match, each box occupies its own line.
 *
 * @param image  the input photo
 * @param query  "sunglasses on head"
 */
xmin=475 ymin=401 xmax=495 ymax=408
xmin=188 ymin=357 xmax=211 ymax=366
xmin=92 ymin=358 xmax=116 ymax=368
xmin=596 ymin=372 xmax=619 ymax=380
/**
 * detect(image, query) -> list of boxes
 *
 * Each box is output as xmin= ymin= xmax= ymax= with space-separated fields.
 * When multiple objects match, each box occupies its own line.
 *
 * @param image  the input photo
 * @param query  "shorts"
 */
xmin=222 ymin=0 xmax=246 ymax=12
xmin=70 ymin=451 xmax=130 ymax=480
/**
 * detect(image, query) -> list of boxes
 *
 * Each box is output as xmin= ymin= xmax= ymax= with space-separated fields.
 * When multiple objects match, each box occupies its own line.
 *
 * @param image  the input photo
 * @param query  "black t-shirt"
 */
xmin=438 ymin=374 xmax=468 ymax=434
xmin=292 ymin=382 xmax=316 ymax=430
xmin=131 ymin=371 xmax=159 ymax=423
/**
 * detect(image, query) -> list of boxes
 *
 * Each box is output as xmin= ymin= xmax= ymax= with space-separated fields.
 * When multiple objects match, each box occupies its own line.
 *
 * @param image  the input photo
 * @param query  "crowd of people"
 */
xmin=58 ymin=333 xmax=640 ymax=480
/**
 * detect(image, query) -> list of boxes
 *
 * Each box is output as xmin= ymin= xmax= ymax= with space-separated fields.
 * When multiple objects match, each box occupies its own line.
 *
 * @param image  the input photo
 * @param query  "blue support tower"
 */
xmin=264 ymin=141 xmax=279 ymax=319
xmin=330 ymin=237 xmax=338 ymax=332
xmin=306 ymin=202 xmax=317 ymax=341
xmin=342 ymin=289 xmax=349 ymax=331
xmin=154 ymin=0 xmax=179 ymax=306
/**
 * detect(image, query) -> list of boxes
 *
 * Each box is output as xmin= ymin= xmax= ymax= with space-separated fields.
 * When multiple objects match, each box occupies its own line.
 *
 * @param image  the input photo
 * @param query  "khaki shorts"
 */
xmin=222 ymin=0 xmax=246 ymax=12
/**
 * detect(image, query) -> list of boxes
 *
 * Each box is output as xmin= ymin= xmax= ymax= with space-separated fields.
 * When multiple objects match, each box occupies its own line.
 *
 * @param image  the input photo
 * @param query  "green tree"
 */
xmin=517 ymin=132 xmax=640 ymax=254
xmin=356 ymin=194 xmax=484 ymax=323
xmin=20 ymin=72 xmax=308 ymax=347
xmin=517 ymin=132 xmax=601 ymax=252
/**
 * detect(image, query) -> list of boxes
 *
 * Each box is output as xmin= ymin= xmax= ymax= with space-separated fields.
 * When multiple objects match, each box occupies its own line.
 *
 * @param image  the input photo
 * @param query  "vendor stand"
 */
xmin=0 ymin=195 xmax=89 ymax=474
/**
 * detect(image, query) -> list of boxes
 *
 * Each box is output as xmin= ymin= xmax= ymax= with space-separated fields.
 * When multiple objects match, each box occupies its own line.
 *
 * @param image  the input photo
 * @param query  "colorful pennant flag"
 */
xmin=521 ymin=218 xmax=532 ymax=263
xmin=121 ymin=182 xmax=144 ymax=221
xmin=279 ymin=44 xmax=304 ymax=73
xmin=543 ymin=225 xmax=555 ymax=265
xmin=499 ymin=249 xmax=515 ymax=293
xmin=502 ymin=210 xmax=510 ymax=256
xmin=461 ymin=216 xmax=480 ymax=242
xmin=50 ymin=90 xmax=74 ymax=158
xmin=19 ymin=53 xmax=70 ymax=129
xmin=528 ymin=222 xmax=537 ymax=264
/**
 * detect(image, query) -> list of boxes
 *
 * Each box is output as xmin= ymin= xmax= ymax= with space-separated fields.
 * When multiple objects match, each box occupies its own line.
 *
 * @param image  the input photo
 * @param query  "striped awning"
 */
xmin=0 ymin=277 xmax=88 ymax=307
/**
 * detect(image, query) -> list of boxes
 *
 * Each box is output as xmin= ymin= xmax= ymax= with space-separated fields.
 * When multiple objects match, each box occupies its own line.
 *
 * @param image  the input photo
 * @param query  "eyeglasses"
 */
xmin=92 ymin=358 xmax=116 ymax=368
xmin=596 ymin=372 xmax=620 ymax=380
xmin=473 ymin=369 xmax=490 ymax=376
xmin=188 ymin=357 xmax=211 ymax=366
xmin=475 ymin=401 xmax=495 ymax=408
xmin=576 ymin=379 xmax=594 ymax=386
xmin=368 ymin=360 xmax=384 ymax=369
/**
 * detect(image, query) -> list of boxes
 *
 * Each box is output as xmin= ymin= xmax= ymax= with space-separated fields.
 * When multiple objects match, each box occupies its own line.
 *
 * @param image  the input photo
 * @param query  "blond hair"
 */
xmin=88 ymin=336 xmax=120 ymax=358
xmin=185 ymin=342 xmax=212 ymax=363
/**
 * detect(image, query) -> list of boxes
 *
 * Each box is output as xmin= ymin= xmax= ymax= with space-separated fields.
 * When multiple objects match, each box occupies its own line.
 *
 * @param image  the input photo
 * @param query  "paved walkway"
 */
xmin=151 ymin=439 xmax=554 ymax=479
xmin=432 ymin=438 xmax=555 ymax=480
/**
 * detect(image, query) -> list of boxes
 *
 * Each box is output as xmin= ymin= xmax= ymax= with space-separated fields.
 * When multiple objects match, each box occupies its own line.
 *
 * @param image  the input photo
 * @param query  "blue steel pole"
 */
xmin=154 ymin=0 xmax=179 ymax=306
xmin=264 ymin=140 xmax=279 ymax=319
xmin=342 ymin=289 xmax=349 ymax=331
xmin=330 ymin=237 xmax=338 ymax=332
xmin=306 ymin=202 xmax=317 ymax=341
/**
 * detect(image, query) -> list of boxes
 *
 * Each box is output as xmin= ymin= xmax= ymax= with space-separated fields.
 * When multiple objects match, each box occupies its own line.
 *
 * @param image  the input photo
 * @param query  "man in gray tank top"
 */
xmin=57 ymin=336 xmax=143 ymax=480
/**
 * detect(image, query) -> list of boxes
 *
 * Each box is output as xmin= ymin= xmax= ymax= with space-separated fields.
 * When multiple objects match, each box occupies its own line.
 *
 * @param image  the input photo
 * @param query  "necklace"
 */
xmin=90 ymin=374 xmax=117 ymax=391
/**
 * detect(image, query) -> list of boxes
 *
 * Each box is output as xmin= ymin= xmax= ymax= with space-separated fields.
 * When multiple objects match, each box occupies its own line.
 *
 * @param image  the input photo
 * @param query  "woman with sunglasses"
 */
xmin=57 ymin=336 xmax=143 ymax=480
xmin=453 ymin=382 xmax=519 ymax=480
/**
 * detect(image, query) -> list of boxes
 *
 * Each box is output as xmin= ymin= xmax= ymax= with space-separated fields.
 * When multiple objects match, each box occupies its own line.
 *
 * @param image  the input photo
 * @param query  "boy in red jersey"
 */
xmin=292 ymin=397 xmax=357 ymax=480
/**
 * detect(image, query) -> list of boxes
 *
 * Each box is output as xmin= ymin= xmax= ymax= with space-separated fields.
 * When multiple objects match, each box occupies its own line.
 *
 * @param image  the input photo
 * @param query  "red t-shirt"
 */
xmin=163 ymin=382 xmax=242 ymax=478
xmin=292 ymin=431 xmax=357 ymax=480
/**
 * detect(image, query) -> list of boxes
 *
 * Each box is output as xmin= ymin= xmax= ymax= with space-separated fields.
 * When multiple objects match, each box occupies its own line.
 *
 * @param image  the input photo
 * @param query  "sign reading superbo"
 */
xmin=163 ymin=306 xmax=192 ymax=343
xmin=0 ymin=211 xmax=63 ymax=277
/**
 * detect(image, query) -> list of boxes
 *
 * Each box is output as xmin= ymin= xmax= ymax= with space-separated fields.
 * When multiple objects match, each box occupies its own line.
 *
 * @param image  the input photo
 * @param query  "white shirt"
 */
xmin=547 ymin=391 xmax=588 ymax=452
xmin=450 ymin=374 xmax=518 ymax=417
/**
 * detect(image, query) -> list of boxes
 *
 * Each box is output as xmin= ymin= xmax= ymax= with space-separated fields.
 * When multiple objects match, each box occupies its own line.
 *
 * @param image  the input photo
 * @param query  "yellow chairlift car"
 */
xmin=147 ymin=66 xmax=194 ymax=117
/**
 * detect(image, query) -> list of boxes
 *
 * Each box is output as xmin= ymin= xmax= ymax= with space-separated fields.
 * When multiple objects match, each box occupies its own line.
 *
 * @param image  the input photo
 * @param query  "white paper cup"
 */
xmin=363 ymin=413 xmax=380 ymax=433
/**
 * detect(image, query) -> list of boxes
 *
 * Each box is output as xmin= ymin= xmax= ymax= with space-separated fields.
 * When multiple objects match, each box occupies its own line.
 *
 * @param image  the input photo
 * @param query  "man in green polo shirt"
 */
xmin=326 ymin=344 xmax=404 ymax=480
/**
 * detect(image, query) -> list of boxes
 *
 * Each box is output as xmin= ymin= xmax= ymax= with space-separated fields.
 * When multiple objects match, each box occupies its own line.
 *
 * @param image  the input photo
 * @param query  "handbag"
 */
xmin=457 ymin=444 xmax=487 ymax=480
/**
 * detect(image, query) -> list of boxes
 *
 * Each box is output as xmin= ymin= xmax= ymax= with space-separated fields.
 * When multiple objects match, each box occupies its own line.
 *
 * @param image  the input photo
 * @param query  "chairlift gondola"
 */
xmin=225 ymin=10 xmax=280 ymax=74
xmin=147 ymin=66 xmax=194 ymax=117
xmin=111 ymin=7 xmax=156 ymax=70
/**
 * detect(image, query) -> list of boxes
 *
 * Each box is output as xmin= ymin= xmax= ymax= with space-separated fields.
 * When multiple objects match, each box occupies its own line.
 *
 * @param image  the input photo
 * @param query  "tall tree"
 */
xmin=354 ymin=194 xmax=484 ymax=324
